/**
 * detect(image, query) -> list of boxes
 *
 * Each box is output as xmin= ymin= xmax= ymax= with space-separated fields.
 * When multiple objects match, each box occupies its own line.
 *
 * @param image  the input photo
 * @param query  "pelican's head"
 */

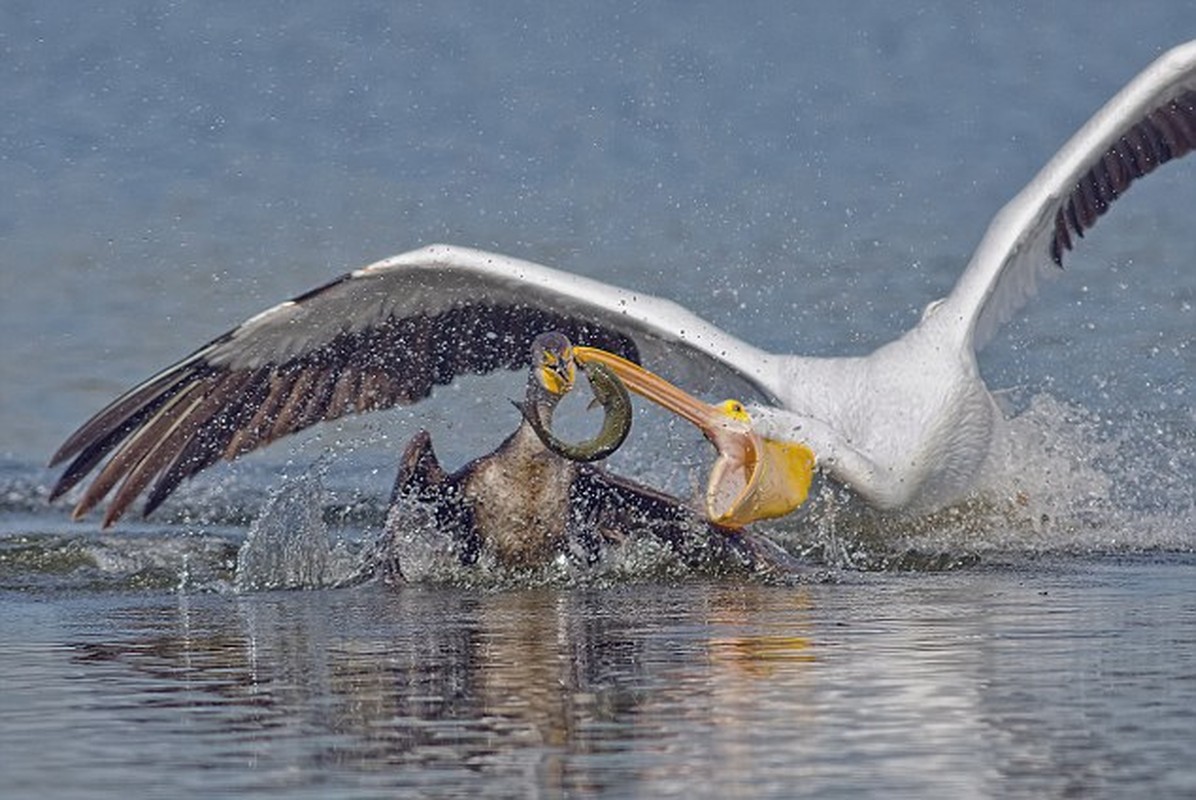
xmin=573 ymin=347 xmax=815 ymax=527
xmin=529 ymin=331 xmax=577 ymax=399
xmin=702 ymin=399 xmax=815 ymax=528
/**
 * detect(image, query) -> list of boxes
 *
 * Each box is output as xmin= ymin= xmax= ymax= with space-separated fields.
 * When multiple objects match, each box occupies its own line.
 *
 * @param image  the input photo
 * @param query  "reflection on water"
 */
xmin=4 ymin=558 xmax=1194 ymax=798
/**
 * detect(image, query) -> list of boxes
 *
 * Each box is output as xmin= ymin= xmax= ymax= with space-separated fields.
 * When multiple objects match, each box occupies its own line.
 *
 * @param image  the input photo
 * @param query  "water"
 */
xmin=3 ymin=560 xmax=1195 ymax=798
xmin=2 ymin=1 xmax=1195 ymax=797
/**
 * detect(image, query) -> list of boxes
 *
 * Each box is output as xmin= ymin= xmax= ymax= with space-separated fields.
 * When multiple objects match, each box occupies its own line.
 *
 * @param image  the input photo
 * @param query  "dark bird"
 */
xmin=382 ymin=332 xmax=810 ymax=575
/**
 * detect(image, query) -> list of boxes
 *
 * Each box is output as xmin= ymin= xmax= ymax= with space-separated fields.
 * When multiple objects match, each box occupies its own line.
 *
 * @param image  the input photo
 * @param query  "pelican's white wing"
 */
xmin=220 ymin=245 xmax=777 ymax=388
xmin=50 ymin=244 xmax=776 ymax=524
xmin=943 ymin=40 xmax=1196 ymax=351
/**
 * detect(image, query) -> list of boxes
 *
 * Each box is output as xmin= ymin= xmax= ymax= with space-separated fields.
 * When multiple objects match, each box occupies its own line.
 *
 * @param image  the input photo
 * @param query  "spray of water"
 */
xmin=767 ymin=391 xmax=1195 ymax=570
xmin=233 ymin=463 xmax=360 ymax=591
xmin=5 ymin=385 xmax=1191 ymax=590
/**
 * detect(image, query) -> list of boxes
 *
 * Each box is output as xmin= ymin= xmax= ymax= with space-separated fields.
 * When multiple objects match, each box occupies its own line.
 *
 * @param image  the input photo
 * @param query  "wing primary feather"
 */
xmin=269 ymin=367 xmax=320 ymax=439
xmin=49 ymin=365 xmax=209 ymax=501
xmin=291 ymin=365 xmax=340 ymax=432
xmin=1049 ymin=87 xmax=1196 ymax=268
xmin=1149 ymin=105 xmax=1185 ymax=153
xmin=71 ymin=383 xmax=210 ymax=520
xmin=228 ymin=369 xmax=300 ymax=453
xmin=1143 ymin=115 xmax=1172 ymax=162
xmin=103 ymin=374 xmax=255 ymax=526
xmin=1106 ymin=140 xmax=1132 ymax=194
xmin=325 ymin=367 xmax=363 ymax=422
xmin=1073 ymin=174 xmax=1096 ymax=228
xmin=391 ymin=319 xmax=433 ymax=401
xmin=1050 ymin=208 xmax=1070 ymax=266
xmin=145 ymin=370 xmax=272 ymax=515
xmin=49 ymin=362 xmax=203 ymax=467
xmin=1161 ymin=97 xmax=1196 ymax=145
xmin=1090 ymin=156 xmax=1116 ymax=206
xmin=1065 ymin=198 xmax=1083 ymax=241
xmin=1079 ymin=172 xmax=1106 ymax=216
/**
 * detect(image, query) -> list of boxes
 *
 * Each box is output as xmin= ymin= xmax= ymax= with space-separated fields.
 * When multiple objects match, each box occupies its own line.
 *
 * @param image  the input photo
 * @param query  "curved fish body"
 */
xmin=520 ymin=360 xmax=632 ymax=463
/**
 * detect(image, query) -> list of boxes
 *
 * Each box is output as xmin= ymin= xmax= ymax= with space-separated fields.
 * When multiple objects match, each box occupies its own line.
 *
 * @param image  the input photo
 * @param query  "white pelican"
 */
xmin=50 ymin=40 xmax=1196 ymax=526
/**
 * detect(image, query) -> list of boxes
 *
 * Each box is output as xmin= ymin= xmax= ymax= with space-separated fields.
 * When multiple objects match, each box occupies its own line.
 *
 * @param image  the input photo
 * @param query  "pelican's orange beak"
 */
xmin=573 ymin=346 xmax=815 ymax=528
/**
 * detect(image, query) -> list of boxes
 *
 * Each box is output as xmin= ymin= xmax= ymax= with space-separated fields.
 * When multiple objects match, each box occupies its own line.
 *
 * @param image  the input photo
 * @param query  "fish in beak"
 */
xmin=573 ymin=347 xmax=814 ymax=528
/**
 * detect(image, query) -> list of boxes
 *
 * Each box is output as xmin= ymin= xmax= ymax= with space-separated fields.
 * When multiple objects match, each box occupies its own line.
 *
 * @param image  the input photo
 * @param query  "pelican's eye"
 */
xmin=717 ymin=399 xmax=751 ymax=422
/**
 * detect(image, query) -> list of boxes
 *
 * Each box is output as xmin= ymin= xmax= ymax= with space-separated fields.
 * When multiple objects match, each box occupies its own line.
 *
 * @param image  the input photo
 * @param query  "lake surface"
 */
xmin=2 ymin=2 xmax=1195 ymax=797
xmin=3 ymin=557 xmax=1195 ymax=799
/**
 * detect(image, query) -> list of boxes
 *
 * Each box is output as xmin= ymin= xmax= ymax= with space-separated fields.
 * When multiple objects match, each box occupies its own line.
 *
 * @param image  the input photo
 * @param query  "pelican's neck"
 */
xmin=767 ymin=353 xmax=869 ymax=421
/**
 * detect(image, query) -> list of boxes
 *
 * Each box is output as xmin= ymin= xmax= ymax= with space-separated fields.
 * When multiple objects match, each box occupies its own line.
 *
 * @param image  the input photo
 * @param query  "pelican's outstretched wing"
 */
xmin=943 ymin=40 xmax=1196 ymax=351
xmin=50 ymin=244 xmax=774 ymax=525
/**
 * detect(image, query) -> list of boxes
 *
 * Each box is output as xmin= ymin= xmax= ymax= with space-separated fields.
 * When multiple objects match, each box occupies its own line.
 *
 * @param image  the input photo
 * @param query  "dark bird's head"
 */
xmin=529 ymin=331 xmax=577 ymax=400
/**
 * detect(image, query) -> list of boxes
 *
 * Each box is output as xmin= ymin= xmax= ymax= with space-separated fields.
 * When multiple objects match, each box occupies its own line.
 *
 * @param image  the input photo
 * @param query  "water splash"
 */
xmin=376 ymin=498 xmax=468 ymax=584
xmin=233 ymin=466 xmax=360 ymax=591
xmin=770 ymin=391 xmax=1195 ymax=570
xmin=3 ymin=386 xmax=1191 ymax=591
xmin=0 ymin=530 xmax=241 ymax=592
xmin=378 ymin=494 xmax=614 ymax=589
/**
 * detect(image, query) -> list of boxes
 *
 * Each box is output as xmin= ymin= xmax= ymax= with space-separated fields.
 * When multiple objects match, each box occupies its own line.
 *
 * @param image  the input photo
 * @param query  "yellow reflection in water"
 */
xmin=706 ymin=586 xmax=816 ymax=678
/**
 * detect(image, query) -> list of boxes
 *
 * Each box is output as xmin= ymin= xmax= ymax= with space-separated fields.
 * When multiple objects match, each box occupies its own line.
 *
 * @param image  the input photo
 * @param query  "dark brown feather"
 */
xmin=144 ymin=373 xmax=274 ymax=516
xmin=49 ymin=363 xmax=200 ymax=467
xmin=102 ymin=373 xmax=257 ymax=526
xmin=1051 ymin=90 xmax=1196 ymax=265
xmin=48 ymin=364 xmax=208 ymax=502
xmin=71 ymin=381 xmax=211 ymax=519
xmin=53 ymin=294 xmax=639 ymax=522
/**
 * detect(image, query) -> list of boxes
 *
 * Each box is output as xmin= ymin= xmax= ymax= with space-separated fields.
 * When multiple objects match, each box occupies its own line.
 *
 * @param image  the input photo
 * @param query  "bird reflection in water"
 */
xmin=706 ymin=586 xmax=818 ymax=680
xmin=65 ymin=584 xmax=822 ymax=794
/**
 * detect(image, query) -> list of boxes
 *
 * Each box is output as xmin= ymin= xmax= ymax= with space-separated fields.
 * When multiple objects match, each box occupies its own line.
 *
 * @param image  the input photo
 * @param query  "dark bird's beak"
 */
xmin=533 ymin=339 xmax=577 ymax=397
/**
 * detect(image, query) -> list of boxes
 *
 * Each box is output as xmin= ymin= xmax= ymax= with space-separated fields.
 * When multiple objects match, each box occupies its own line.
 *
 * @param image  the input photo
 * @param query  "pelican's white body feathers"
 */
xmin=51 ymin=41 xmax=1196 ymax=524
